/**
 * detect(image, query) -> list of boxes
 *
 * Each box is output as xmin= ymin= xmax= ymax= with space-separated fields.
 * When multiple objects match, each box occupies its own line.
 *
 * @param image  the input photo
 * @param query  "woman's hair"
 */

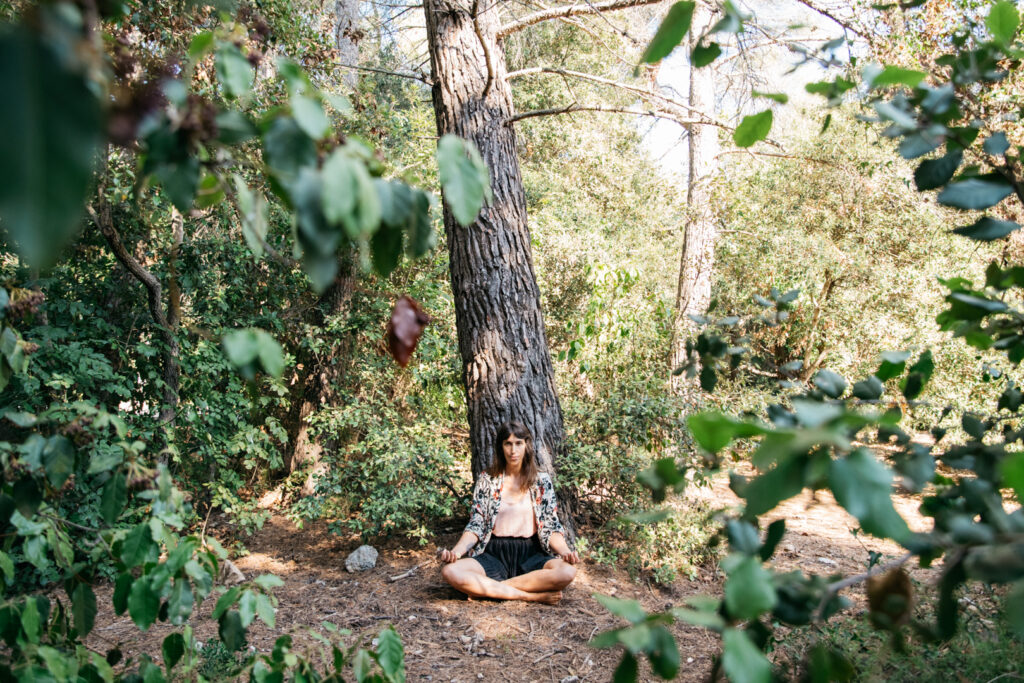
xmin=487 ymin=421 xmax=538 ymax=491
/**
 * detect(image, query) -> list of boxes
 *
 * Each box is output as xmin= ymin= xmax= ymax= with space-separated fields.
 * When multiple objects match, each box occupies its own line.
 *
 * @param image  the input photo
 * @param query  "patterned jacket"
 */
xmin=463 ymin=472 xmax=565 ymax=557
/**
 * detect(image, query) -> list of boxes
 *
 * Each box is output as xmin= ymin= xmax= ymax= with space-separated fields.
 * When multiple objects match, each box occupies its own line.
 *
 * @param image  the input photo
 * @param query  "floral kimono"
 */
xmin=463 ymin=472 xmax=564 ymax=558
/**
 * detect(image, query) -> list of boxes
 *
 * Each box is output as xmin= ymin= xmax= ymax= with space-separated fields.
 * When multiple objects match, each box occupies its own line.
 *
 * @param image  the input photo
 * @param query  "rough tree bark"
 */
xmin=669 ymin=3 xmax=719 ymax=396
xmin=423 ymin=0 xmax=577 ymax=540
xmin=334 ymin=0 xmax=361 ymax=88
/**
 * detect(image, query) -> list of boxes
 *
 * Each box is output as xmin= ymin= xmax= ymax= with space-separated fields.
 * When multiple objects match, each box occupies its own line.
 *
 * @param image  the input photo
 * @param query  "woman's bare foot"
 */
xmin=528 ymin=591 xmax=562 ymax=605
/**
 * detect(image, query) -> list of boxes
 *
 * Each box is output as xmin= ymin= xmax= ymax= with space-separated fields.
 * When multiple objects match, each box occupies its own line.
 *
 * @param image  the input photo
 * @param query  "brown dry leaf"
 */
xmin=387 ymin=295 xmax=429 ymax=367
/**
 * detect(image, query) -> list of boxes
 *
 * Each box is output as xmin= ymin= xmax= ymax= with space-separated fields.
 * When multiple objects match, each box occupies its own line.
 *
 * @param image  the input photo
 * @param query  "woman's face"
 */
xmin=503 ymin=434 xmax=527 ymax=468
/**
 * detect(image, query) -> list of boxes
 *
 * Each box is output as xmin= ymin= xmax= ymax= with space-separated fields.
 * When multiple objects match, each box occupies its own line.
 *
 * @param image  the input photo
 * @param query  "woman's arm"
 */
xmin=439 ymin=531 xmax=479 ymax=564
xmin=547 ymin=532 xmax=579 ymax=565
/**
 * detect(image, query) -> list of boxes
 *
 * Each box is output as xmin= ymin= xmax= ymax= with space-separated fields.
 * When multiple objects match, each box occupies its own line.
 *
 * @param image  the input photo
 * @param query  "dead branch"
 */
xmin=334 ymin=61 xmax=432 ymax=84
xmin=498 ymin=0 xmax=666 ymax=38
xmin=816 ymin=551 xmax=914 ymax=618
xmin=507 ymin=102 xmax=704 ymax=126
xmin=794 ymin=0 xmax=869 ymax=40
xmin=506 ymin=65 xmax=731 ymax=130
xmin=388 ymin=563 xmax=424 ymax=581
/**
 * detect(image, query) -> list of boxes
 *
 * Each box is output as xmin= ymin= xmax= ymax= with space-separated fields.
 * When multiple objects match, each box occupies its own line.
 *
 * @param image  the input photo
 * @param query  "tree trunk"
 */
xmin=423 ymin=0 xmax=576 ymax=541
xmin=334 ymin=0 xmax=361 ymax=88
xmin=283 ymin=263 xmax=355 ymax=494
xmin=669 ymin=3 xmax=719 ymax=396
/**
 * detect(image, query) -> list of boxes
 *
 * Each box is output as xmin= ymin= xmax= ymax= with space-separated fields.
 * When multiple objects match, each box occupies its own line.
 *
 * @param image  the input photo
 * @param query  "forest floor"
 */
xmin=86 ymin=470 xmax=939 ymax=682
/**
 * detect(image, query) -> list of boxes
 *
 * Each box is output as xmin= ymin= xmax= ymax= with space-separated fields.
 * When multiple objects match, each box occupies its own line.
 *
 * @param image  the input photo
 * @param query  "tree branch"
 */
xmin=334 ymin=61 xmax=432 ymax=84
xmin=816 ymin=551 xmax=914 ymax=619
xmin=794 ymin=0 xmax=869 ymax=40
xmin=507 ymin=102 xmax=704 ymax=126
xmin=87 ymin=203 xmax=170 ymax=332
xmin=498 ymin=0 xmax=666 ymax=38
xmin=506 ymin=65 xmax=732 ymax=131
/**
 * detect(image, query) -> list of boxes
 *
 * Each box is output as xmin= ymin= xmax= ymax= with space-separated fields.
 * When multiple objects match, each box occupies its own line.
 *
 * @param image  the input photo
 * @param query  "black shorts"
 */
xmin=472 ymin=535 xmax=556 ymax=581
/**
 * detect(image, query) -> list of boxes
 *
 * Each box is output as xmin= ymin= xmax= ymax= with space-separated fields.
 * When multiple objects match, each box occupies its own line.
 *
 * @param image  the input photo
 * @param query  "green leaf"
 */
xmin=760 ymin=519 xmax=786 ymax=562
xmin=42 ymin=436 xmax=75 ymax=488
xmin=699 ymin=364 xmax=717 ymax=391
xmin=647 ymin=625 xmax=679 ymax=679
xmin=121 ymin=523 xmax=156 ymax=567
xmin=641 ymin=2 xmax=696 ymax=63
xmin=813 ymin=369 xmax=847 ymax=398
xmin=726 ymin=520 xmax=760 ymax=554
xmin=213 ymin=587 xmax=241 ymax=620
xmin=371 ymin=220 xmax=404 ymax=278
xmin=216 ymin=44 xmax=254 ymax=98
xmin=953 ymin=216 xmax=1021 ymax=241
xmin=255 ymin=593 xmax=275 ymax=629
xmin=325 ymin=93 xmax=353 ymax=116
xmin=0 ymin=550 xmax=13 ymax=582
xmin=984 ymin=132 xmax=1010 ymax=156
xmin=322 ymin=149 xmax=364 ymax=230
xmin=128 ymin=577 xmax=160 ymax=630
xmin=152 ymin=157 xmax=201 ymax=212
xmin=914 ymin=150 xmax=962 ymax=191
xmin=733 ymin=110 xmax=773 ymax=148
xmin=876 ymin=351 xmax=911 ymax=381
xmin=987 ymin=0 xmax=1020 ymax=44
xmin=593 ymin=593 xmax=647 ymax=624
xmin=113 ymin=572 xmax=132 ymax=615
xmin=376 ymin=626 xmax=405 ymax=683
xmin=722 ymin=628 xmax=771 ymax=683
xmin=163 ymin=632 xmax=186 ymax=670
xmin=13 ymin=476 xmax=41 ymax=517
xmin=1007 ymin=581 xmax=1024 ymax=636
xmin=238 ymin=589 xmax=257 ymax=628
xmin=72 ymin=583 xmax=97 ymax=637
xmin=254 ymin=574 xmax=285 ymax=590
xmin=98 ymin=473 xmax=127 ymax=527
xmin=167 ymin=579 xmax=194 ymax=625
xmin=938 ymin=179 xmax=1014 ymax=210
xmin=743 ymin=452 xmax=806 ymax=516
xmin=292 ymin=95 xmax=330 ymax=140
xmin=0 ymin=26 xmax=103 ymax=268
xmin=405 ymin=191 xmax=435 ymax=258
xmin=188 ymin=32 xmax=215 ymax=59
xmin=852 ymin=376 xmax=884 ymax=400
xmin=219 ymin=610 xmax=246 ymax=651
xmin=21 ymin=595 xmax=40 ymax=644
xmin=725 ymin=557 xmax=777 ymax=620
xmin=751 ymin=90 xmax=789 ymax=104
xmin=612 ymin=652 xmax=639 ymax=683
xmin=900 ymin=350 xmax=934 ymax=400
xmin=235 ymin=180 xmax=269 ymax=259
xmin=437 ymin=135 xmax=491 ymax=227
xmin=263 ymin=117 xmax=317 ymax=184
xmin=687 ymin=412 xmax=767 ymax=453
xmin=829 ymin=449 xmax=910 ymax=542
xmin=869 ymin=65 xmax=926 ymax=88
xmin=216 ymin=110 xmax=256 ymax=145
xmin=1001 ymin=452 xmax=1024 ymax=503
xmin=691 ymin=42 xmax=722 ymax=67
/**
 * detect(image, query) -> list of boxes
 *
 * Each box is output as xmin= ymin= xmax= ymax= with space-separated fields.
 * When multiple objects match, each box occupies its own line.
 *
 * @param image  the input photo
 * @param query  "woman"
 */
xmin=440 ymin=421 xmax=579 ymax=604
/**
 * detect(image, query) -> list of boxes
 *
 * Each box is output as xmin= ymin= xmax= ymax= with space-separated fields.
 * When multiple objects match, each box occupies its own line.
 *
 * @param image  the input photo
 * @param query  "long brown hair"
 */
xmin=487 ymin=421 xmax=538 ymax=492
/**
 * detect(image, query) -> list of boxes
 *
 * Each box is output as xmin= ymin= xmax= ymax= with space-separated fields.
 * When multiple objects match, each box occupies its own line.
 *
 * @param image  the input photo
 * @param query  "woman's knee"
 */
xmin=441 ymin=563 xmax=461 ymax=587
xmin=551 ymin=562 xmax=576 ymax=587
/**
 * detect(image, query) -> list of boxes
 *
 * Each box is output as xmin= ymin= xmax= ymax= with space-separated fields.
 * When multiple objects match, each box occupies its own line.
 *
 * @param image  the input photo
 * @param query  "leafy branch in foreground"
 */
xmin=593 ymin=1 xmax=1024 ymax=681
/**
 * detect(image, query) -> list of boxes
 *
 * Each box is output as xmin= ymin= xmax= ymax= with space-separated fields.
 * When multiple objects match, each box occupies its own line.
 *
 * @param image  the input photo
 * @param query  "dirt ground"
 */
xmin=85 ymin=474 xmax=937 ymax=682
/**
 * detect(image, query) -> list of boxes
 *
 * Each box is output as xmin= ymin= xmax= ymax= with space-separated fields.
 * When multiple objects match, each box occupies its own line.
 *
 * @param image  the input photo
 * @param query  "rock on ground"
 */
xmin=345 ymin=545 xmax=378 ymax=572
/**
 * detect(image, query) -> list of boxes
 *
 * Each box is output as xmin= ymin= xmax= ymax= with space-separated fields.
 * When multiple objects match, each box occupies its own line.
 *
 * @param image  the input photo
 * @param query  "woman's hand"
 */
xmin=439 ymin=548 xmax=462 ymax=564
xmin=558 ymin=550 xmax=580 ymax=565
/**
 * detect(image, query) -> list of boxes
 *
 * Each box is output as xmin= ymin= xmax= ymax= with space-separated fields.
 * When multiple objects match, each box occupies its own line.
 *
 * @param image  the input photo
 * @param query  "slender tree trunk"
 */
xmin=669 ymin=3 xmax=719 ymax=395
xmin=423 ymin=0 xmax=576 ymax=540
xmin=334 ymin=0 xmax=361 ymax=88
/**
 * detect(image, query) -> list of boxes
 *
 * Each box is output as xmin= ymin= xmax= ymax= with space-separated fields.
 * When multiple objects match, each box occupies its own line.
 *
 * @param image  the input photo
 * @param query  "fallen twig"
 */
xmin=388 ymin=563 xmax=424 ymax=582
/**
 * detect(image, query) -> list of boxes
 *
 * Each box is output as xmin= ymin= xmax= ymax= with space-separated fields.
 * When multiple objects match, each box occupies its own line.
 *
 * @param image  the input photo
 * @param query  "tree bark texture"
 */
xmin=670 ymin=3 xmax=720 ymax=396
xmin=423 ymin=0 xmax=576 ymax=540
xmin=334 ymin=0 xmax=361 ymax=88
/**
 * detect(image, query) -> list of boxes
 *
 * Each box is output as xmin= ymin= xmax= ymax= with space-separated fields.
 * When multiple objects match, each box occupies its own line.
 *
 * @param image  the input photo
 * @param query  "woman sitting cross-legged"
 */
xmin=439 ymin=421 xmax=578 ymax=604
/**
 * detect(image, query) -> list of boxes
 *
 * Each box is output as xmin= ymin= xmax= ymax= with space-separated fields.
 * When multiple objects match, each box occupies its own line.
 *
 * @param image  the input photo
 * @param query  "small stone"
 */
xmin=478 ymin=674 xmax=485 ymax=679
xmin=560 ymin=677 xmax=579 ymax=683
xmin=817 ymin=557 xmax=838 ymax=567
xmin=408 ymin=615 xmax=417 ymax=621
xmin=346 ymin=545 xmax=379 ymax=572
xmin=783 ymin=544 xmax=795 ymax=553
xmin=687 ymin=657 xmax=694 ymax=664
xmin=219 ymin=559 xmax=246 ymax=586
